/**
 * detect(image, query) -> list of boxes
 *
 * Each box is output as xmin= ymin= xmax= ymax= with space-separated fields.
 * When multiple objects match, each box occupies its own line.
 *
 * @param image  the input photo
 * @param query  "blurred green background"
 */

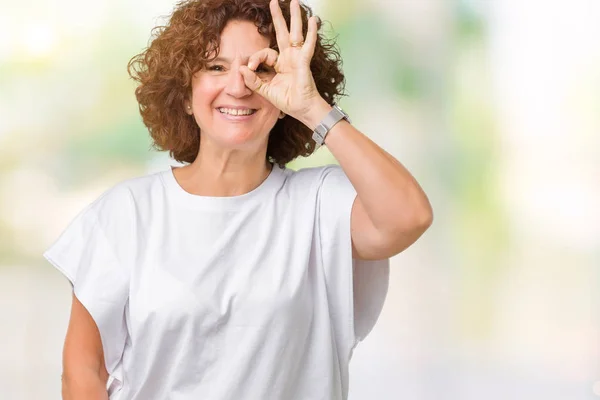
xmin=1 ymin=0 xmax=599 ymax=398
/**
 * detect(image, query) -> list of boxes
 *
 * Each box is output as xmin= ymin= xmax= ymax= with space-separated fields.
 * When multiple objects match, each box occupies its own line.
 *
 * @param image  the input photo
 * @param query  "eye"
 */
xmin=207 ymin=65 xmax=224 ymax=71
xmin=256 ymin=63 xmax=274 ymax=74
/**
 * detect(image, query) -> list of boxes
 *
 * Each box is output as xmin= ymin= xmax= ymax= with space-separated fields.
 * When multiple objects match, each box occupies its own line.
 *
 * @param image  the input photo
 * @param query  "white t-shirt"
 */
xmin=43 ymin=163 xmax=389 ymax=400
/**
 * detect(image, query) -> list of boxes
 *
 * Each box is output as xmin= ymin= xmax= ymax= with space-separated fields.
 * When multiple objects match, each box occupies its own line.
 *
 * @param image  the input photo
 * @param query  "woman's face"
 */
xmin=188 ymin=19 xmax=280 ymax=151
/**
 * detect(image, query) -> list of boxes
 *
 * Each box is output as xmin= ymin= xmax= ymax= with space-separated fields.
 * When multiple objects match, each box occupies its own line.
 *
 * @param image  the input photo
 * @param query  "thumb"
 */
xmin=239 ymin=65 xmax=269 ymax=97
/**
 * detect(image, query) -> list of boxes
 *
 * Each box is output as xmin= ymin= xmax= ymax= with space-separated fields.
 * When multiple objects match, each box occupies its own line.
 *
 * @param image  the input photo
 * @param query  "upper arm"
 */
xmin=63 ymin=292 xmax=109 ymax=385
xmin=350 ymin=197 xmax=429 ymax=260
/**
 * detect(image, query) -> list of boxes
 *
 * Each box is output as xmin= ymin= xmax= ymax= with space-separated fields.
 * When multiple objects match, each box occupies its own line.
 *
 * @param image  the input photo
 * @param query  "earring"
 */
xmin=186 ymin=105 xmax=192 ymax=114
xmin=278 ymin=111 xmax=285 ymax=119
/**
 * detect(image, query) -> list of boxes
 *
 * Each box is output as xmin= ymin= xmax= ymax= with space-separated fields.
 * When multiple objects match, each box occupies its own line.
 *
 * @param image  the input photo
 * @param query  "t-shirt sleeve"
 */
xmin=316 ymin=165 xmax=390 ymax=357
xmin=43 ymin=198 xmax=129 ymax=381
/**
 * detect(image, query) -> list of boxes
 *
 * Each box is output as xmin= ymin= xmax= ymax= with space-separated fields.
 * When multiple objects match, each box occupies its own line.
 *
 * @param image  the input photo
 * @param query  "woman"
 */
xmin=43 ymin=0 xmax=433 ymax=398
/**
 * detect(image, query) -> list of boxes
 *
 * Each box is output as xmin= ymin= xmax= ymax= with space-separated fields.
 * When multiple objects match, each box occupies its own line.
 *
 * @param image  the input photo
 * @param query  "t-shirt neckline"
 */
xmin=160 ymin=163 xmax=284 ymax=210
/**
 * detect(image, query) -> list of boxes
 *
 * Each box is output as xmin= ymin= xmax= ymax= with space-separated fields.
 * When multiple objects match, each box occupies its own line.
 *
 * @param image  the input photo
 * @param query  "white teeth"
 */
xmin=218 ymin=108 xmax=256 ymax=116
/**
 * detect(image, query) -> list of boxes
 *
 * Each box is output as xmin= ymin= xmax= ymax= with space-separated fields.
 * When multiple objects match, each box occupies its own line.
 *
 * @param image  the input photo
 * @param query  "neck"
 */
xmin=174 ymin=152 xmax=273 ymax=198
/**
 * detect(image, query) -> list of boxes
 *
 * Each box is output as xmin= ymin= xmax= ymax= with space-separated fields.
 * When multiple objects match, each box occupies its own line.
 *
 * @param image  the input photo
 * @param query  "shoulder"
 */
xmin=80 ymin=171 xmax=164 ymax=265
xmin=282 ymin=164 xmax=344 ymax=190
xmin=87 ymin=170 xmax=163 ymax=225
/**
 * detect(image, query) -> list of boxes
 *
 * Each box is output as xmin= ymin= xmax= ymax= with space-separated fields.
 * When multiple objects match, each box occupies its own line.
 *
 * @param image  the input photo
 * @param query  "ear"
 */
xmin=278 ymin=111 xmax=286 ymax=119
xmin=184 ymin=99 xmax=193 ymax=115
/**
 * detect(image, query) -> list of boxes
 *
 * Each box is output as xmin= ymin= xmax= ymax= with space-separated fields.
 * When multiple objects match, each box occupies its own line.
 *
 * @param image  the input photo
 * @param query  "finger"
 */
xmin=270 ymin=0 xmax=290 ymax=51
xmin=289 ymin=0 xmax=303 ymax=45
xmin=239 ymin=65 xmax=270 ymax=97
xmin=303 ymin=15 xmax=318 ymax=60
xmin=247 ymin=48 xmax=279 ymax=71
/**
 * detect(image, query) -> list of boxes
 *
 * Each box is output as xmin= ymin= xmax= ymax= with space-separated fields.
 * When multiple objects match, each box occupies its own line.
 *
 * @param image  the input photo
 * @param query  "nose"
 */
xmin=224 ymin=65 xmax=252 ymax=98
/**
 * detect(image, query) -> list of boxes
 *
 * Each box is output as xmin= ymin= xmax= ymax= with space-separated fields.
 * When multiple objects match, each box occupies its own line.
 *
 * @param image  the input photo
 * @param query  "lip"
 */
xmin=216 ymin=105 xmax=257 ymax=111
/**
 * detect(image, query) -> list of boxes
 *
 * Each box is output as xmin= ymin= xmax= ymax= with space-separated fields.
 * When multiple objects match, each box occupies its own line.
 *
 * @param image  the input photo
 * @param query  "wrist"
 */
xmin=299 ymin=97 xmax=332 ymax=131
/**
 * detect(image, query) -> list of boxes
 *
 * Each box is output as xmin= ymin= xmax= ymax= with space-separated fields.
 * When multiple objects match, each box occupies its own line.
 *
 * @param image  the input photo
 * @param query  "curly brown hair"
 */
xmin=127 ymin=0 xmax=346 ymax=167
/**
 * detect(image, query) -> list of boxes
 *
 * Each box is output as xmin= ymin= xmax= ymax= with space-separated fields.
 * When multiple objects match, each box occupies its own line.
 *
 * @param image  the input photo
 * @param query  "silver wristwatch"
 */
xmin=311 ymin=103 xmax=351 ymax=146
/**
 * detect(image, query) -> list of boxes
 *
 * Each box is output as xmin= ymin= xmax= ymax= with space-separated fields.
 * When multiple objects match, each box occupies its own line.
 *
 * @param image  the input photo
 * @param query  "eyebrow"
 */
xmin=209 ymin=56 xmax=250 ymax=64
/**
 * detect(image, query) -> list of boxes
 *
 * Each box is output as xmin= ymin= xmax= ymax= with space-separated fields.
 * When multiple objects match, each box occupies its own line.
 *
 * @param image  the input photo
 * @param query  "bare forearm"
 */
xmin=62 ymin=371 xmax=108 ymax=400
xmin=301 ymin=99 xmax=433 ymax=234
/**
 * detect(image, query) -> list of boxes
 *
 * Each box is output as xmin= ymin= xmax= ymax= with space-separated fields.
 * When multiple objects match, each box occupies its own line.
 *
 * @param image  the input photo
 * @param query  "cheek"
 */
xmin=259 ymin=101 xmax=280 ymax=118
xmin=191 ymin=79 xmax=219 ymax=105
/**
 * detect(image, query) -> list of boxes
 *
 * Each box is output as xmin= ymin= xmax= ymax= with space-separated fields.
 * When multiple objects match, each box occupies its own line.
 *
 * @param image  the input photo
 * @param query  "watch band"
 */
xmin=311 ymin=103 xmax=351 ymax=146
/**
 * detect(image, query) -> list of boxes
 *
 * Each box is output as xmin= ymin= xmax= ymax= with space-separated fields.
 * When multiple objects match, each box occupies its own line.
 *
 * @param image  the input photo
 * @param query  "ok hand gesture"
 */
xmin=240 ymin=0 xmax=323 ymax=124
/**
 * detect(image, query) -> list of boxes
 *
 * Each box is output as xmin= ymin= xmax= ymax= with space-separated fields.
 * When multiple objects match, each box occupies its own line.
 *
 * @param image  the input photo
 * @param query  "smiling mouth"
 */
xmin=217 ymin=107 xmax=257 ymax=116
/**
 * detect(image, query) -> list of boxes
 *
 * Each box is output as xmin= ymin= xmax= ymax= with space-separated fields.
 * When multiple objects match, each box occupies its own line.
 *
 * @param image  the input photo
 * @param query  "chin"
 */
xmin=215 ymin=128 xmax=269 ymax=149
